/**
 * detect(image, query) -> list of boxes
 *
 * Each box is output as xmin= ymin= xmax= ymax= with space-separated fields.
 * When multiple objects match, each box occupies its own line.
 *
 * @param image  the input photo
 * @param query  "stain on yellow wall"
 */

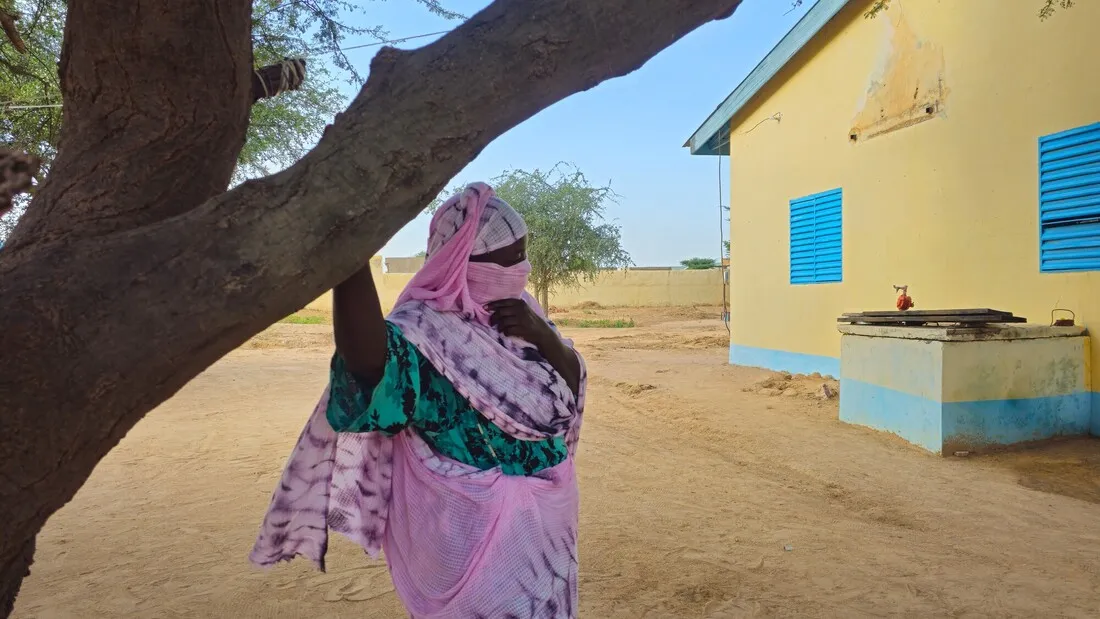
xmin=850 ymin=8 xmax=947 ymax=141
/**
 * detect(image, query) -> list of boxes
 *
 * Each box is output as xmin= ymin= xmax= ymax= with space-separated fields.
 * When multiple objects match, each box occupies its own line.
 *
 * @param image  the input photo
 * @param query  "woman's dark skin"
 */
xmin=333 ymin=236 xmax=582 ymax=397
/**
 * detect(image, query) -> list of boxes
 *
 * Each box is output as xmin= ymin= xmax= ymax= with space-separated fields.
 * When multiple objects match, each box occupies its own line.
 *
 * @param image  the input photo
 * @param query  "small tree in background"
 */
xmin=432 ymin=166 xmax=627 ymax=309
xmin=681 ymin=257 xmax=718 ymax=270
xmin=496 ymin=166 xmax=632 ymax=309
xmin=430 ymin=165 xmax=632 ymax=308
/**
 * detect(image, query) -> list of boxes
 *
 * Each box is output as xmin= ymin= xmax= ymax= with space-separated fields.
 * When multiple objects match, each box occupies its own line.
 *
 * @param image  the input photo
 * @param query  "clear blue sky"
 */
xmin=331 ymin=0 xmax=812 ymax=266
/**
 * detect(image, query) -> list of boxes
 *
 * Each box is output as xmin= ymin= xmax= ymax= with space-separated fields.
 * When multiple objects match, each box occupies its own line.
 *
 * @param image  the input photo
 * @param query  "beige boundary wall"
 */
xmin=305 ymin=257 xmax=724 ymax=313
xmin=546 ymin=268 xmax=723 ymax=308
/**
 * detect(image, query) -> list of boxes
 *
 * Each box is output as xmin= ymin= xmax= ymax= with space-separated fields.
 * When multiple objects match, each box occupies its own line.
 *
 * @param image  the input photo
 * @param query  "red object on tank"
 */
xmin=896 ymin=294 xmax=913 ymax=311
xmin=893 ymin=285 xmax=914 ymax=311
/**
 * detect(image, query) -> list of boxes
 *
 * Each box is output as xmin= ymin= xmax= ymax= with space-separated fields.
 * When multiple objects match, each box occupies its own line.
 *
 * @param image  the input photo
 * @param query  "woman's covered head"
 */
xmin=396 ymin=183 xmax=533 ymax=321
xmin=427 ymin=185 xmax=527 ymax=264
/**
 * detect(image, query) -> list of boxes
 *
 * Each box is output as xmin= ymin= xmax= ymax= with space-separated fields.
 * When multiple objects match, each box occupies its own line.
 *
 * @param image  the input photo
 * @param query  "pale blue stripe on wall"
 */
xmin=729 ymin=344 xmax=840 ymax=378
xmin=840 ymin=378 xmax=942 ymax=452
xmin=1092 ymin=392 xmax=1100 ymax=437
xmin=943 ymin=395 xmax=1092 ymax=446
xmin=841 ymin=377 xmax=1094 ymax=453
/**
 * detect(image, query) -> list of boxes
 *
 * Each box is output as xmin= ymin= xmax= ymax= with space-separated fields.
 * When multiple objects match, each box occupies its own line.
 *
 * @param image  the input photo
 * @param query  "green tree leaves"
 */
xmin=492 ymin=165 xmax=632 ymax=307
xmin=681 ymin=257 xmax=718 ymax=270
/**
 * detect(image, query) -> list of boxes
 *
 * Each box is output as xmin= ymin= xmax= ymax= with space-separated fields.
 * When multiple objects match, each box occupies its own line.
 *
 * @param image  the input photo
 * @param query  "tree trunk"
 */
xmin=0 ymin=0 xmax=743 ymax=614
xmin=0 ymin=0 xmax=255 ymax=611
xmin=0 ymin=538 xmax=32 ymax=618
xmin=540 ymin=285 xmax=551 ymax=314
xmin=0 ymin=148 xmax=39 ymax=218
xmin=3 ymin=0 xmax=254 ymax=250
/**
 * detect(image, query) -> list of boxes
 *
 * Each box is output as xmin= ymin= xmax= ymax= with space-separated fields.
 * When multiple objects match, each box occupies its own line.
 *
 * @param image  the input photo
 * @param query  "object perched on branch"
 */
xmin=0 ymin=148 xmax=39 ymax=217
xmin=0 ymin=9 xmax=26 ymax=53
xmin=251 ymin=58 xmax=307 ymax=103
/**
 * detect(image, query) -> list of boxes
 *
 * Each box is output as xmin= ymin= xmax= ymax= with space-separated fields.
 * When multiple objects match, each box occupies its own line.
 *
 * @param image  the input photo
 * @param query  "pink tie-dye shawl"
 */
xmin=250 ymin=184 xmax=585 ymax=618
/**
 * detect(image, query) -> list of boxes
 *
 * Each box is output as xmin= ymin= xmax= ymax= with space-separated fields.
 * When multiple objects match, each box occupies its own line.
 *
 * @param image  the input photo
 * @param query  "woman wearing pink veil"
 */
xmin=250 ymin=183 xmax=587 ymax=618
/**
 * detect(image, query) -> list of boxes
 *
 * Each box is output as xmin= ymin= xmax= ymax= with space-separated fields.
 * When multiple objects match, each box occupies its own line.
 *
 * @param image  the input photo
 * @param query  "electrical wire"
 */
xmin=2 ymin=103 xmax=61 ymax=110
xmin=710 ymin=111 xmax=782 ymax=332
xmin=718 ymin=151 xmax=730 ymax=334
xmin=302 ymin=29 xmax=450 ymax=57
xmin=741 ymin=112 xmax=781 ymax=135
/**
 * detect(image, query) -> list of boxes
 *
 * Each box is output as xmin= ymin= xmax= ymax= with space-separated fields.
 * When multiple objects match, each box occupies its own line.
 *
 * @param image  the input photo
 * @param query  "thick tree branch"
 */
xmin=0 ymin=0 xmax=254 ymax=609
xmin=0 ymin=538 xmax=31 ymax=618
xmin=3 ymin=0 xmax=254 ymax=250
xmin=0 ymin=0 xmax=741 ymax=612
xmin=0 ymin=9 xmax=26 ymax=54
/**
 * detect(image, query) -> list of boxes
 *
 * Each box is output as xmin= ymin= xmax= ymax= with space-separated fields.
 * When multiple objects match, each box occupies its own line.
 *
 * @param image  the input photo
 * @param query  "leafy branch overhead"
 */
xmin=0 ymin=0 xmax=462 ymax=178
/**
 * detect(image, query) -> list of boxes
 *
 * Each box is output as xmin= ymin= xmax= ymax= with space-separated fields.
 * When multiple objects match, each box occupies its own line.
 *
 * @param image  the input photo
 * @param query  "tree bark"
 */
xmin=0 ymin=0 xmax=742 ymax=614
xmin=0 ymin=9 xmax=26 ymax=54
xmin=0 ymin=538 xmax=32 ymax=618
xmin=0 ymin=0 xmax=254 ymax=611
xmin=0 ymin=148 xmax=39 ymax=218
xmin=2 ymin=0 xmax=254 ymax=251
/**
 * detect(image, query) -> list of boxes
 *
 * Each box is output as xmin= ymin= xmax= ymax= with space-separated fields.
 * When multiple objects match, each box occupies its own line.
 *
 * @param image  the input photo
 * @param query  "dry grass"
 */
xmin=555 ymin=317 xmax=636 ymax=328
xmin=280 ymin=311 xmax=330 ymax=325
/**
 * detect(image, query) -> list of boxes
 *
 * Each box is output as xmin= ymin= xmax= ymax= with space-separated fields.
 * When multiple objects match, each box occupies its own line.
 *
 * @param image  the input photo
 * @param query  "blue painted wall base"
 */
xmin=841 ymin=378 xmax=1094 ymax=454
xmin=1092 ymin=393 xmax=1100 ymax=437
xmin=840 ymin=378 xmax=942 ymax=452
xmin=729 ymin=344 xmax=840 ymax=378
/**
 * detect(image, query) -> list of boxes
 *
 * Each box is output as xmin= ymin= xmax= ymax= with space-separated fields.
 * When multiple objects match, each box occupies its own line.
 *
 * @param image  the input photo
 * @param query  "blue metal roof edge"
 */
xmin=684 ymin=0 xmax=853 ymax=156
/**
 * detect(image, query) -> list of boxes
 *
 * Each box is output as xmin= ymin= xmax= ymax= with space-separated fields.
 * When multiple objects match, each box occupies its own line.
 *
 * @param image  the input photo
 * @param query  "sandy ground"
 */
xmin=13 ymin=305 xmax=1100 ymax=618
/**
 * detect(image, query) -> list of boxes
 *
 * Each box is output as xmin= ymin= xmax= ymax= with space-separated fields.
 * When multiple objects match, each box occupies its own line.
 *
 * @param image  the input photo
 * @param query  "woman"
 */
xmin=251 ymin=183 xmax=587 ymax=618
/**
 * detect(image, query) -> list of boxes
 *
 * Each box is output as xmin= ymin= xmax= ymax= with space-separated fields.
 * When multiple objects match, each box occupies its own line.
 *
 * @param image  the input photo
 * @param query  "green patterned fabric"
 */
xmin=326 ymin=321 xmax=566 ymax=476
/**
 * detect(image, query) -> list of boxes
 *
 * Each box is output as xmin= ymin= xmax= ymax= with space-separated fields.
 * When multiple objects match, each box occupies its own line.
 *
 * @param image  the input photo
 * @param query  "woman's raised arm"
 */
xmin=332 ymin=262 xmax=388 ymax=380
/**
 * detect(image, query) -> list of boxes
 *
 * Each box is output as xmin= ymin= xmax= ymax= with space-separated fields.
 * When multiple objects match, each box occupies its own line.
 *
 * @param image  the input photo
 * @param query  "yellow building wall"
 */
xmin=727 ymin=0 xmax=1100 ymax=393
xmin=304 ymin=257 xmax=724 ymax=314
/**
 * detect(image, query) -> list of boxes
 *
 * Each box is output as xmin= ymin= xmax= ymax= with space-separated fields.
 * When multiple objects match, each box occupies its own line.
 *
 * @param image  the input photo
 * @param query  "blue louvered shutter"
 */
xmin=1039 ymin=122 xmax=1100 ymax=273
xmin=790 ymin=188 xmax=843 ymax=284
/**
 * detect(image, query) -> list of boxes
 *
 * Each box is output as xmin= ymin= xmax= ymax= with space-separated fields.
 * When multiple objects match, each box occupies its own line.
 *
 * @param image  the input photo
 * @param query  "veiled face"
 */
xmin=469 ymin=236 xmax=527 ymax=268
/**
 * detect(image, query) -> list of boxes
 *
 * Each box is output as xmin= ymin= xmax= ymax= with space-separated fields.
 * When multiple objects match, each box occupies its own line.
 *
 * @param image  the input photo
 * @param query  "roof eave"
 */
xmin=685 ymin=0 xmax=853 ymax=156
